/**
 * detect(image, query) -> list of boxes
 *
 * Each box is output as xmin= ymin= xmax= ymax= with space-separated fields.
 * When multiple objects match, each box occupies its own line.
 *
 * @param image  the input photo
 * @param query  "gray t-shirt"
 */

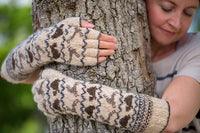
xmin=152 ymin=32 xmax=200 ymax=98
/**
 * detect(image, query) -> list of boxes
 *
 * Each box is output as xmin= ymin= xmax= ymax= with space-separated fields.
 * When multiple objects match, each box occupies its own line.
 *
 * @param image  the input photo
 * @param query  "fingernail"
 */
xmin=114 ymin=44 xmax=118 ymax=49
xmin=111 ymin=50 xmax=115 ymax=55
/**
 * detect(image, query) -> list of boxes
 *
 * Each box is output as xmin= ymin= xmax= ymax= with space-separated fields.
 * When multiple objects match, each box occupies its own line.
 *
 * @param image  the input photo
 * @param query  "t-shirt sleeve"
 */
xmin=175 ymin=44 xmax=200 ymax=83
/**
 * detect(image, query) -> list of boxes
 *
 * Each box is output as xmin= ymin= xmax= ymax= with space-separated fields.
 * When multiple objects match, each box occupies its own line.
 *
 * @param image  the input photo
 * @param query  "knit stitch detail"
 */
xmin=60 ymin=78 xmax=67 ymax=112
xmin=131 ymin=94 xmax=140 ymax=132
xmin=15 ymin=51 xmax=21 ymax=71
xmin=31 ymin=34 xmax=38 ymax=61
xmin=31 ymin=69 xmax=170 ymax=133
xmin=115 ymin=90 xmax=123 ymax=126
xmin=81 ymin=28 xmax=89 ymax=66
xmin=25 ymin=46 xmax=34 ymax=68
xmin=137 ymin=94 xmax=145 ymax=132
xmin=45 ymin=25 xmax=56 ymax=61
xmin=160 ymin=101 xmax=170 ymax=133
xmin=30 ymin=33 xmax=41 ymax=66
xmin=79 ymin=17 xmax=81 ymax=27
xmin=80 ymin=81 xmax=87 ymax=117
xmin=1 ymin=17 xmax=100 ymax=83
xmin=60 ymin=33 xmax=67 ymax=64
xmin=46 ymin=79 xmax=59 ymax=115
xmin=129 ymin=94 xmax=138 ymax=132
xmin=95 ymin=84 xmax=103 ymax=120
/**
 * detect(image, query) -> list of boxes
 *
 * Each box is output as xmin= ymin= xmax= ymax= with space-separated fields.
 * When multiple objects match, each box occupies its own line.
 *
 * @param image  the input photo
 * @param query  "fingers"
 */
xmin=80 ymin=19 xmax=117 ymax=64
xmin=98 ymin=57 xmax=106 ymax=63
xmin=100 ymin=33 xmax=117 ymax=43
xmin=97 ymin=49 xmax=116 ymax=63
xmin=84 ymin=40 xmax=118 ymax=50
xmin=81 ymin=20 xmax=117 ymax=43
xmin=98 ymin=50 xmax=115 ymax=57
xmin=99 ymin=41 xmax=118 ymax=50
xmin=81 ymin=20 xmax=94 ymax=28
xmin=81 ymin=20 xmax=117 ymax=44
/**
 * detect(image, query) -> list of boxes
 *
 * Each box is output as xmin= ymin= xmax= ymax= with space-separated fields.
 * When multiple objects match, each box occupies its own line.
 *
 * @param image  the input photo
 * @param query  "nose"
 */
xmin=168 ymin=13 xmax=182 ymax=30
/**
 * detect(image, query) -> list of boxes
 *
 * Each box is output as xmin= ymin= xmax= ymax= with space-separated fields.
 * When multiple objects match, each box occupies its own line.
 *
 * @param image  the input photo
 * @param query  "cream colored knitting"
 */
xmin=1 ymin=17 xmax=100 ymax=83
xmin=32 ymin=69 xmax=170 ymax=133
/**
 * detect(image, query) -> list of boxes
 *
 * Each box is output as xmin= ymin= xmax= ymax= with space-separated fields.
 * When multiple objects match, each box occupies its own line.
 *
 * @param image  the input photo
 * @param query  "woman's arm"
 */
xmin=0 ymin=18 xmax=117 ymax=84
xmin=162 ymin=76 xmax=200 ymax=132
xmin=32 ymin=71 xmax=200 ymax=133
xmin=32 ymin=69 xmax=170 ymax=133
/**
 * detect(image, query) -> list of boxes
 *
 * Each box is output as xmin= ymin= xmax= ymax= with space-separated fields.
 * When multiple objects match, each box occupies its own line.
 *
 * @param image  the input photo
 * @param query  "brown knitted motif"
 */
xmin=1 ymin=17 xmax=101 ymax=83
xmin=32 ymin=69 xmax=170 ymax=133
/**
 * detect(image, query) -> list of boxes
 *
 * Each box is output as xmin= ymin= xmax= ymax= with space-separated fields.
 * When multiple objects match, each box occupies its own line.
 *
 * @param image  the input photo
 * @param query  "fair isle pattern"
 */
xmin=1 ymin=17 xmax=101 ymax=83
xmin=80 ymin=81 xmax=87 ymax=118
xmin=32 ymin=69 xmax=170 ymax=133
xmin=95 ymin=84 xmax=103 ymax=121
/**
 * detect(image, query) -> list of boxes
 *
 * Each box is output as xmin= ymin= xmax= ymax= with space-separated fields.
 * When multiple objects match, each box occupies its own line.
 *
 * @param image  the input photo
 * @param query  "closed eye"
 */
xmin=184 ymin=11 xmax=193 ymax=17
xmin=162 ymin=6 xmax=173 ymax=12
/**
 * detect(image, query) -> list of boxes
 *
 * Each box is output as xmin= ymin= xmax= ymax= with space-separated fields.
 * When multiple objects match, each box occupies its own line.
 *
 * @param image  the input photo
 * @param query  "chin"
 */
xmin=152 ymin=37 xmax=168 ymax=45
xmin=160 ymin=41 xmax=173 ymax=46
xmin=153 ymin=33 xmax=178 ymax=45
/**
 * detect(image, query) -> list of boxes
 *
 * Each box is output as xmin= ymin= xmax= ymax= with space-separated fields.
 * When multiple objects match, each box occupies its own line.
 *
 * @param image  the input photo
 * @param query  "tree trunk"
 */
xmin=31 ymin=0 xmax=155 ymax=132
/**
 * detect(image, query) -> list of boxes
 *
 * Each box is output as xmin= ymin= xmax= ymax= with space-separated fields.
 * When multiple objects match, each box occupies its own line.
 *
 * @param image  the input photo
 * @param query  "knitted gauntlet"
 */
xmin=32 ymin=69 xmax=170 ymax=133
xmin=1 ymin=17 xmax=100 ymax=83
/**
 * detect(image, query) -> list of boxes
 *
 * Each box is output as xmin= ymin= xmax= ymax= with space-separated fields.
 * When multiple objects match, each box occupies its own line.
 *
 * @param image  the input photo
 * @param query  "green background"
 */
xmin=0 ymin=2 xmax=47 ymax=133
xmin=0 ymin=1 xmax=199 ymax=133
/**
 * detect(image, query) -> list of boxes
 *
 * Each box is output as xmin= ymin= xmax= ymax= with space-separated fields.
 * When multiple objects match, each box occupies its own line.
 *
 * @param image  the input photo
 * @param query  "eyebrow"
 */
xmin=188 ymin=6 xmax=198 ymax=9
xmin=160 ymin=0 xmax=198 ymax=9
xmin=160 ymin=0 xmax=176 ymax=5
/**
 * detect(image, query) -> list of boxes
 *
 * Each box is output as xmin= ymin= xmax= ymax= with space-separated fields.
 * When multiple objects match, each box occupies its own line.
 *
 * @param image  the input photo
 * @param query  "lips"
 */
xmin=161 ymin=28 xmax=176 ymax=36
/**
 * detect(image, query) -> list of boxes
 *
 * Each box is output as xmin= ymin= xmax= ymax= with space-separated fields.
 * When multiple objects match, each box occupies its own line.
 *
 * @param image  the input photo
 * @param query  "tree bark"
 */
xmin=31 ymin=0 xmax=155 ymax=132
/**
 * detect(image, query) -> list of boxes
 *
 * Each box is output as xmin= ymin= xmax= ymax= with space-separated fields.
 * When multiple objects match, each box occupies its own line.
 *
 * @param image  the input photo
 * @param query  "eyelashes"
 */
xmin=183 ymin=11 xmax=194 ymax=17
xmin=161 ymin=5 xmax=194 ymax=17
xmin=161 ymin=6 xmax=172 ymax=12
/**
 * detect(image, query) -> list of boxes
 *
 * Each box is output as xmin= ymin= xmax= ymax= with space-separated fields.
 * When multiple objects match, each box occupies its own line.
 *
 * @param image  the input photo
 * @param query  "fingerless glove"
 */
xmin=32 ymin=69 xmax=170 ymax=133
xmin=1 ymin=17 xmax=100 ymax=83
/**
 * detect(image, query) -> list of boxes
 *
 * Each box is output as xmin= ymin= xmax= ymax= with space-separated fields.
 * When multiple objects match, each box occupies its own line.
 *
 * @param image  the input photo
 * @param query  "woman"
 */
xmin=146 ymin=0 xmax=200 ymax=132
xmin=1 ymin=0 xmax=200 ymax=132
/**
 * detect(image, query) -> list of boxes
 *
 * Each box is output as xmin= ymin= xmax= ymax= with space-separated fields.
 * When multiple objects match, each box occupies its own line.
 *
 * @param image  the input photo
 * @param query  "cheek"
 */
xmin=182 ymin=19 xmax=193 ymax=32
xmin=147 ymin=6 xmax=165 ymax=30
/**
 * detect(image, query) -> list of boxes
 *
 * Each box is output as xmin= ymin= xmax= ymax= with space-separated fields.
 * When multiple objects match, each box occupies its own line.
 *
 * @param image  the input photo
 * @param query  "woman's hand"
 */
xmin=0 ymin=18 xmax=118 ymax=84
xmin=32 ymin=68 xmax=170 ymax=133
xmin=81 ymin=20 xmax=118 ymax=63
xmin=23 ymin=21 xmax=118 ymax=84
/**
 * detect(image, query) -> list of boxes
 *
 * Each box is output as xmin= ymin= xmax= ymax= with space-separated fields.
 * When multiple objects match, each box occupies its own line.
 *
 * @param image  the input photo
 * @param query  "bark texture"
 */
xmin=31 ymin=0 xmax=155 ymax=132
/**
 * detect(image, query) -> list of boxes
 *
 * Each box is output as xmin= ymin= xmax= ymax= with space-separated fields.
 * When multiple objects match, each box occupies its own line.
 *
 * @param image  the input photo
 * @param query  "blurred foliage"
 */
xmin=0 ymin=3 xmax=47 ymax=133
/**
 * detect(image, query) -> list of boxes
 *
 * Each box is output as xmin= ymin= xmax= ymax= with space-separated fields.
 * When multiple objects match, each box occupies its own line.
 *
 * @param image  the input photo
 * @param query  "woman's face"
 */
xmin=146 ymin=0 xmax=199 ymax=45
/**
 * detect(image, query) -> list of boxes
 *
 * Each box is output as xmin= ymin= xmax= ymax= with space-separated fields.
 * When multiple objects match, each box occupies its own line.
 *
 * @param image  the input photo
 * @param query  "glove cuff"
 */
xmin=144 ymin=97 xmax=170 ymax=133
